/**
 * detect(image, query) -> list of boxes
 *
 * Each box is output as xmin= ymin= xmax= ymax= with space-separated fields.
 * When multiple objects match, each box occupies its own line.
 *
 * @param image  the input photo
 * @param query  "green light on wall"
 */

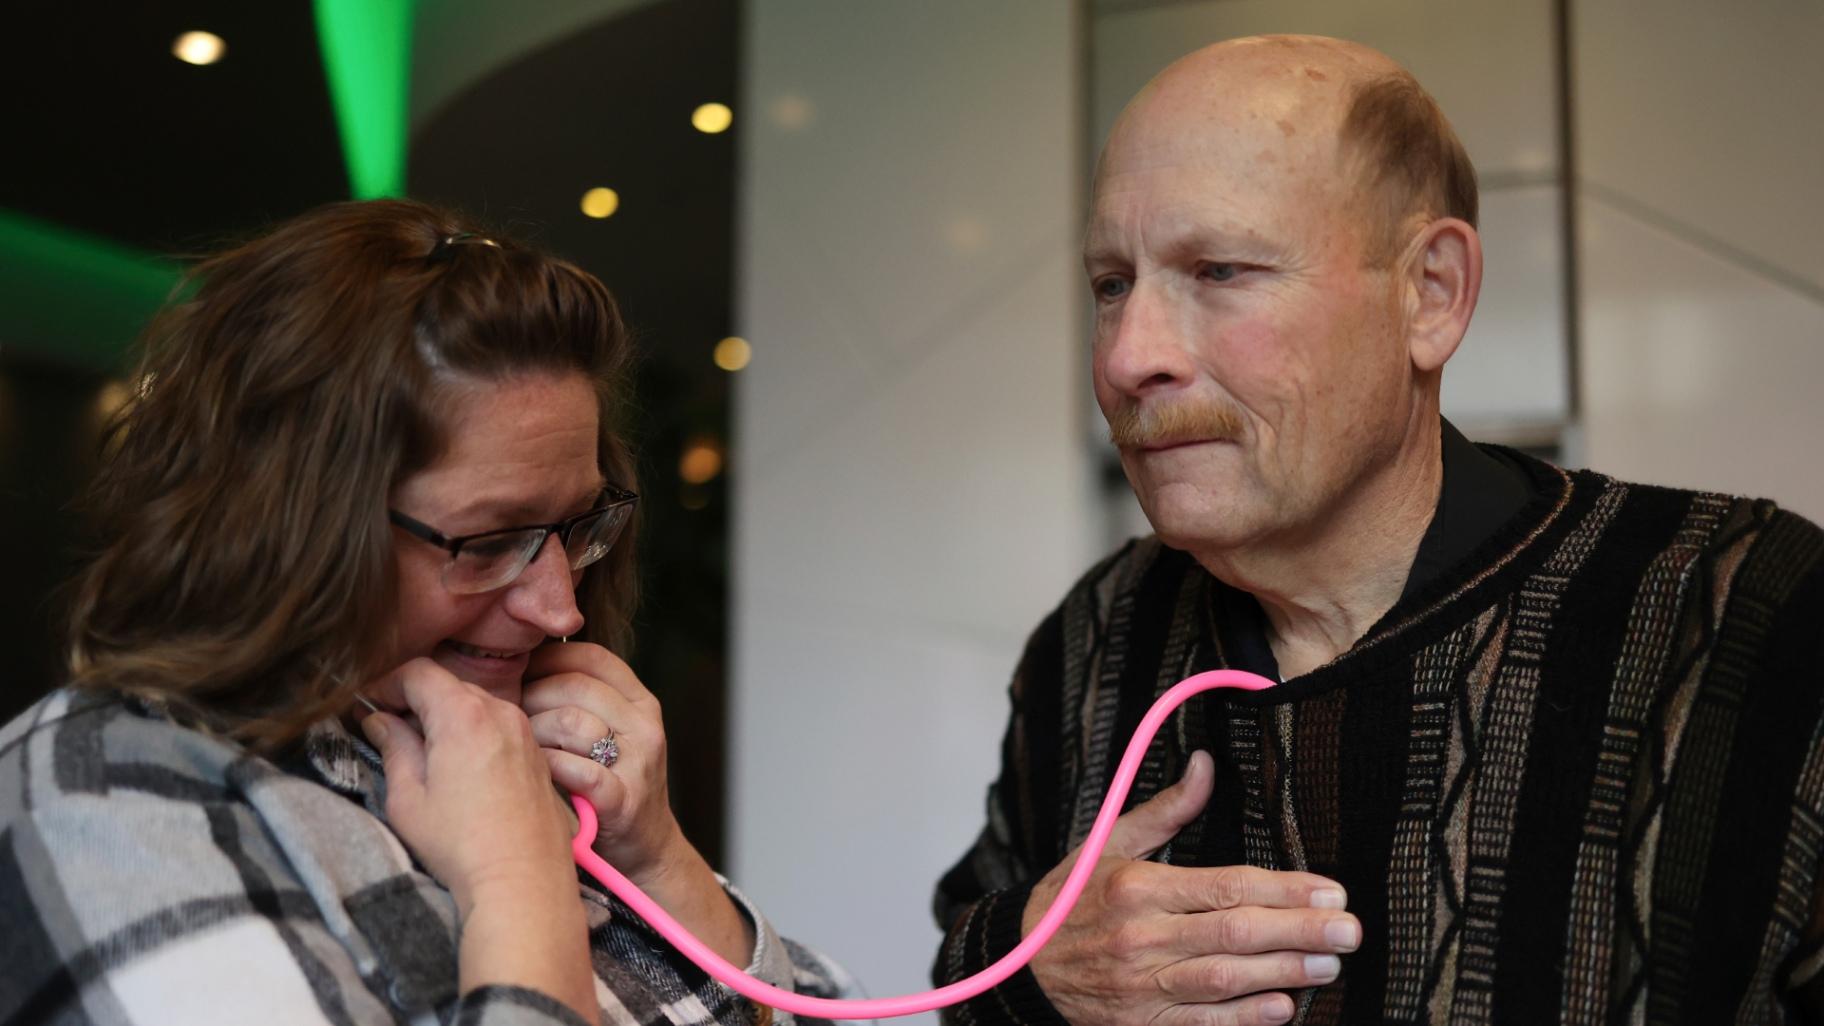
xmin=314 ymin=0 xmax=415 ymax=198
xmin=0 ymin=208 xmax=181 ymax=370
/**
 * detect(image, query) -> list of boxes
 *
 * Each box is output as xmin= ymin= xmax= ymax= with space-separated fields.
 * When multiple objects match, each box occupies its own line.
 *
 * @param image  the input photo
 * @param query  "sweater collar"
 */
xmin=1211 ymin=417 xmax=1540 ymax=682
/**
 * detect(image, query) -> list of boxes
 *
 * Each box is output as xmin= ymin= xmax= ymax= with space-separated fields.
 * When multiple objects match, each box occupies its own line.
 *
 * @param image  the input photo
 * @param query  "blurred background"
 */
xmin=1 ymin=1 xmax=1818 ymax=1019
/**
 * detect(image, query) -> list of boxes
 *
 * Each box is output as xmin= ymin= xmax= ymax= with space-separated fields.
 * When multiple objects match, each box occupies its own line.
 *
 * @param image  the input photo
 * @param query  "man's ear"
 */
xmin=1401 ymin=217 xmax=1482 ymax=374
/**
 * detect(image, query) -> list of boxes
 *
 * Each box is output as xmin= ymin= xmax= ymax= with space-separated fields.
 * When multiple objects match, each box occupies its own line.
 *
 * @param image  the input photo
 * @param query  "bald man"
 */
xmin=933 ymin=36 xmax=1824 ymax=1025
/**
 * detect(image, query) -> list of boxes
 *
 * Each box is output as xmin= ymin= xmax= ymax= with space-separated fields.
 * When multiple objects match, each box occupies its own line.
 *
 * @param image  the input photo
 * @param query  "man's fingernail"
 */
xmin=1325 ymin=918 xmax=1360 ymax=951
xmin=1262 ymin=994 xmax=1295 ymax=1023
xmin=1311 ymin=887 xmax=1346 ymax=909
xmin=1305 ymin=954 xmax=1341 ymax=983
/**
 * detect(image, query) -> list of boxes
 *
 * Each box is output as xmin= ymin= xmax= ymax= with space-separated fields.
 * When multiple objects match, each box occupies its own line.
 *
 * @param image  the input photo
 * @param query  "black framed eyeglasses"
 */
xmin=388 ymin=487 xmax=638 ymax=594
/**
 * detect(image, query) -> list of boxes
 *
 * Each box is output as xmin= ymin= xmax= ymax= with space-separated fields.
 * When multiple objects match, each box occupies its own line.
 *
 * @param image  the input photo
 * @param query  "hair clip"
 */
xmin=428 ymin=232 xmax=502 ymax=260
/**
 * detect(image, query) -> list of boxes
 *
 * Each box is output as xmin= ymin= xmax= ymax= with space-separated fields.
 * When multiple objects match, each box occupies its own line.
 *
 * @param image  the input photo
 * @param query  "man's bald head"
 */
xmin=1085 ymin=35 xmax=1487 ymax=559
xmin=1101 ymin=35 xmax=1477 ymax=264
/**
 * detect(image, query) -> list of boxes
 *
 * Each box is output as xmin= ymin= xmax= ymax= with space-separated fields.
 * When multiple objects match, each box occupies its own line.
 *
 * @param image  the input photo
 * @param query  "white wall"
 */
xmin=731 ymin=3 xmax=1097 ymax=1017
xmin=1574 ymin=0 xmax=1824 ymax=521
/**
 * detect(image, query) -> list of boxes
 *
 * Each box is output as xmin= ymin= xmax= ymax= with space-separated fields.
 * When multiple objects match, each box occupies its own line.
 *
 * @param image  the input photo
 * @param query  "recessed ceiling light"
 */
xmin=172 ymin=31 xmax=226 ymax=66
xmin=692 ymin=102 xmax=734 ymax=135
xmin=679 ymin=440 xmax=724 ymax=484
xmin=713 ymin=336 xmax=751 ymax=372
xmin=580 ymin=187 xmax=620 ymax=219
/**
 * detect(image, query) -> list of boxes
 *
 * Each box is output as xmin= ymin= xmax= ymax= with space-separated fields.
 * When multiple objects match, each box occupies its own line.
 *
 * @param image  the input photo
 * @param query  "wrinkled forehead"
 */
xmin=1089 ymin=94 xmax=1357 ymax=250
xmin=1099 ymin=57 xmax=1351 ymax=180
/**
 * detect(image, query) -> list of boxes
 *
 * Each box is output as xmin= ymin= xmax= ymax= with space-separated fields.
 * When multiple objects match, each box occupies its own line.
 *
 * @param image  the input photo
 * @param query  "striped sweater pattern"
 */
xmin=933 ymin=456 xmax=1824 ymax=1025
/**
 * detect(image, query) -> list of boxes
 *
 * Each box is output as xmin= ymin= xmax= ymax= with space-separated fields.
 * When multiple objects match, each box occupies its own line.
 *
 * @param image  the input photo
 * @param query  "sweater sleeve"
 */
xmin=929 ymin=606 xmax=1072 ymax=1025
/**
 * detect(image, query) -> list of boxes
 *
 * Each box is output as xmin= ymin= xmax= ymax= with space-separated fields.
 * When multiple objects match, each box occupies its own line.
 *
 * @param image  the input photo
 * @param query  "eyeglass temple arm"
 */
xmin=387 ymin=510 xmax=460 ymax=552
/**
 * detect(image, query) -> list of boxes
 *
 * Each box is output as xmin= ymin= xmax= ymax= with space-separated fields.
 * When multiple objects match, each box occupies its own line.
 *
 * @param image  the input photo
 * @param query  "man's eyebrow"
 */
xmin=1083 ymin=247 xmax=1123 ymax=270
xmin=1083 ymin=229 xmax=1127 ymax=268
xmin=1086 ymin=211 xmax=1276 ymax=263
xmin=1084 ymin=231 xmax=1275 ymax=272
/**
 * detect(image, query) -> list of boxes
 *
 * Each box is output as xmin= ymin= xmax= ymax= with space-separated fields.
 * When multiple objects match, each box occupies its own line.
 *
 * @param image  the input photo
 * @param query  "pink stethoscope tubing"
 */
xmin=568 ymin=668 xmax=1277 ymax=1021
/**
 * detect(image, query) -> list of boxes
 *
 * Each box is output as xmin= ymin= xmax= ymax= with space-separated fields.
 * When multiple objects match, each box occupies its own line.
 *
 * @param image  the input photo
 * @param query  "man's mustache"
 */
xmin=1106 ymin=400 xmax=1245 ymax=449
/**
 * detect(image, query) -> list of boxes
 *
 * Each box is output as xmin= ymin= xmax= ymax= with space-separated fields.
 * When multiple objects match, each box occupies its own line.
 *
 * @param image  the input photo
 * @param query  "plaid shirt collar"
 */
xmin=299 ymin=715 xmax=386 ymax=810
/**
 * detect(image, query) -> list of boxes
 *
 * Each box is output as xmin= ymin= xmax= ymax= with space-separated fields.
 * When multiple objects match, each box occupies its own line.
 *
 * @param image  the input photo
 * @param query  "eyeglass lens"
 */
xmin=441 ymin=505 xmax=631 ymax=594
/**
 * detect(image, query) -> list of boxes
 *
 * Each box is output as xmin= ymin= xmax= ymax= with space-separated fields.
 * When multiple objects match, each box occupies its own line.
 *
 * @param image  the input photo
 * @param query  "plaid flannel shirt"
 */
xmin=0 ymin=689 xmax=853 ymax=1026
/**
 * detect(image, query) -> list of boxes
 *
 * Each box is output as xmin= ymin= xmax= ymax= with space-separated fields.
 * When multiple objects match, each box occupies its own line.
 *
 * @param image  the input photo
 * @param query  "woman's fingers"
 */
xmin=397 ymin=660 xmax=496 ymax=729
xmin=544 ymin=748 xmax=627 ymax=822
xmin=355 ymin=658 xmax=581 ymax=913
xmin=526 ymin=642 xmax=654 ymax=706
xmin=528 ymin=705 xmax=612 ymax=760
xmin=522 ymin=671 xmax=638 ymax=724
xmin=522 ymin=642 xmax=682 ymax=883
xmin=522 ymin=668 xmax=660 ymax=772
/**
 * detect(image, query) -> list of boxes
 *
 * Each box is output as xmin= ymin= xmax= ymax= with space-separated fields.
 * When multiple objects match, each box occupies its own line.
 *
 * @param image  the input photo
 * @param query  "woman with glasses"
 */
xmin=0 ymin=200 xmax=846 ymax=1025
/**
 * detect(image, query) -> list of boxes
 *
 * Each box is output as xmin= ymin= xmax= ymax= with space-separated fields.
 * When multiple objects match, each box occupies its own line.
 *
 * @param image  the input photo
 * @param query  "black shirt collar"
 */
xmin=1211 ymin=417 xmax=1536 ymax=681
xmin=1399 ymin=417 xmax=1535 ymax=605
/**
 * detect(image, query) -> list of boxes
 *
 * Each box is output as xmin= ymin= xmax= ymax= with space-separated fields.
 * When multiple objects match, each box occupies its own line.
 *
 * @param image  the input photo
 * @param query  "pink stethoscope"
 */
xmin=569 ymin=669 xmax=1276 ymax=1021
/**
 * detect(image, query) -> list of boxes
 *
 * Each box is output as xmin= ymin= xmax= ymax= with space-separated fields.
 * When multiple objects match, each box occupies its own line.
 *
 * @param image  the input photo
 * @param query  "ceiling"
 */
xmin=3 ymin=1 xmax=347 ymax=260
xmin=0 ymin=0 xmax=738 ymax=383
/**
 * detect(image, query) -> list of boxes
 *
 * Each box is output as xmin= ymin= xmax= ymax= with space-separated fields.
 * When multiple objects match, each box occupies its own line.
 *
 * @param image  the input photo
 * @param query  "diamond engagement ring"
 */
xmin=589 ymin=733 xmax=620 ymax=767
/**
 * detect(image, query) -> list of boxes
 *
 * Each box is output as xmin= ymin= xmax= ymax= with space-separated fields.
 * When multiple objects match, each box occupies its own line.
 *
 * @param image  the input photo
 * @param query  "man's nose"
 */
xmin=504 ymin=534 xmax=586 ymax=639
xmin=1098 ymin=280 xmax=1195 ymax=398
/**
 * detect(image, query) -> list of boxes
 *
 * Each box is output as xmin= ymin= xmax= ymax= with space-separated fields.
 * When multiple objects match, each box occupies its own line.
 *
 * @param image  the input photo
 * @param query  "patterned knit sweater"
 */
xmin=933 ymin=454 xmax=1824 ymax=1025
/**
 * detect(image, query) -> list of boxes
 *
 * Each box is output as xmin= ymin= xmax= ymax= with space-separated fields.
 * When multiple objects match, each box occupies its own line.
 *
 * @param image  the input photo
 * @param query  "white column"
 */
xmin=731 ymin=2 xmax=1096 ymax=1017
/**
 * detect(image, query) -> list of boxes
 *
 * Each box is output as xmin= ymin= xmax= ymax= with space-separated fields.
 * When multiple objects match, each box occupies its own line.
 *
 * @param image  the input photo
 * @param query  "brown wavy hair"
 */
xmin=63 ymin=198 xmax=640 ymax=750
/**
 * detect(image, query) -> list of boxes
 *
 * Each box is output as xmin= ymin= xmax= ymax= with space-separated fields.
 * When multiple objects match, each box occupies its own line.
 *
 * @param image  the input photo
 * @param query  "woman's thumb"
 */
xmin=361 ymin=711 xmax=425 ymax=796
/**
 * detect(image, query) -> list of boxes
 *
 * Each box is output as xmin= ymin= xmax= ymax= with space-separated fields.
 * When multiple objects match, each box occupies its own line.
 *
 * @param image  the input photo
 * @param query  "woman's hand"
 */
xmin=523 ymin=642 xmax=755 ymax=967
xmin=521 ymin=643 xmax=684 ymax=883
xmin=359 ymin=658 xmax=574 ymax=913
xmin=360 ymin=658 xmax=599 ymax=1023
